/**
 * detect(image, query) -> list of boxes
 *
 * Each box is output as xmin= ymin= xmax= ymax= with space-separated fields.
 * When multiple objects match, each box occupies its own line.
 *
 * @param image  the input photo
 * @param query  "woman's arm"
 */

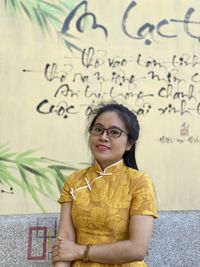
xmin=87 ymin=215 xmax=154 ymax=263
xmin=53 ymin=215 xmax=154 ymax=264
xmin=53 ymin=202 xmax=76 ymax=267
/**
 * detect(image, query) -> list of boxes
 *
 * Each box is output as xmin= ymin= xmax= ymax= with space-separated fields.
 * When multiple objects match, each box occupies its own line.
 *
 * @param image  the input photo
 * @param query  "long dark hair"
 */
xmin=87 ymin=102 xmax=140 ymax=170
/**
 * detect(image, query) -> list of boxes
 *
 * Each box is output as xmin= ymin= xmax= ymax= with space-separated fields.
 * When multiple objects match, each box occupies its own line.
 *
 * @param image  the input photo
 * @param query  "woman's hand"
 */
xmin=52 ymin=236 xmax=85 ymax=264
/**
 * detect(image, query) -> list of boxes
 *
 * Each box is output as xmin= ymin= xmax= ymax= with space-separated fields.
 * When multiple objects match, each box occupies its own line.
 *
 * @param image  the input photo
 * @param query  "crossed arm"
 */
xmin=53 ymin=202 xmax=76 ymax=267
xmin=52 ymin=202 xmax=154 ymax=266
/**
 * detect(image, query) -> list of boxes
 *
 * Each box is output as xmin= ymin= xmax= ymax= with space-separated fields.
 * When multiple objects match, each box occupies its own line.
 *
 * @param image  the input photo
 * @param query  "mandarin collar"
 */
xmin=92 ymin=160 xmax=125 ymax=174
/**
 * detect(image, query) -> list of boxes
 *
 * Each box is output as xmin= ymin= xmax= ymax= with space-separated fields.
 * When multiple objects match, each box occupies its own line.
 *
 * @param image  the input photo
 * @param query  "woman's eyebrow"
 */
xmin=94 ymin=123 xmax=103 ymax=126
xmin=94 ymin=123 xmax=122 ymax=129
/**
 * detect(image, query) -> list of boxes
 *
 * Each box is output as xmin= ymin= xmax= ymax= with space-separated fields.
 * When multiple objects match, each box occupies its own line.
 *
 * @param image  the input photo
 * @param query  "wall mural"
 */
xmin=4 ymin=0 xmax=81 ymax=51
xmin=1 ymin=0 xmax=81 ymax=213
xmin=0 ymin=145 xmax=78 ymax=212
xmin=1 ymin=0 xmax=200 ymax=214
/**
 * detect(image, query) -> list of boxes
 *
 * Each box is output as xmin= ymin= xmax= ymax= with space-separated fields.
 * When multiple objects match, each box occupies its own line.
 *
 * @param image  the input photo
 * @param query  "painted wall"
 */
xmin=0 ymin=0 xmax=200 ymax=214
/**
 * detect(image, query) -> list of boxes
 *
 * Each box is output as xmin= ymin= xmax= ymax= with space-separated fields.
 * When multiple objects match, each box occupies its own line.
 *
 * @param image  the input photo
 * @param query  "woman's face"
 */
xmin=89 ymin=111 xmax=132 ymax=170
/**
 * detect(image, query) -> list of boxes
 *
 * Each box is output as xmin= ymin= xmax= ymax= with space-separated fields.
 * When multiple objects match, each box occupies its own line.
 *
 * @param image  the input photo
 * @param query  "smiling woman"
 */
xmin=52 ymin=101 xmax=158 ymax=267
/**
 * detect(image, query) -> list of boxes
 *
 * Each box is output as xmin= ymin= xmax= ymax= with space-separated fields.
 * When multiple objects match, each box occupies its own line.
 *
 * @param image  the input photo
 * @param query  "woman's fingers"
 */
xmin=58 ymin=236 xmax=65 ymax=241
xmin=52 ymin=238 xmax=79 ymax=262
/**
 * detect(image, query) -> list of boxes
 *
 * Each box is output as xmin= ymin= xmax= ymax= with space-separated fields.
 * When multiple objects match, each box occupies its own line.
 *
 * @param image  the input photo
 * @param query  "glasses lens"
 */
xmin=108 ymin=128 xmax=122 ymax=137
xmin=90 ymin=126 xmax=124 ymax=137
xmin=91 ymin=126 xmax=103 ymax=135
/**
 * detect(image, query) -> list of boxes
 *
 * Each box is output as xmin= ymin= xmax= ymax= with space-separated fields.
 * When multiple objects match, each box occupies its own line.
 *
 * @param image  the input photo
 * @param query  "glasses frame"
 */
xmin=89 ymin=125 xmax=128 ymax=138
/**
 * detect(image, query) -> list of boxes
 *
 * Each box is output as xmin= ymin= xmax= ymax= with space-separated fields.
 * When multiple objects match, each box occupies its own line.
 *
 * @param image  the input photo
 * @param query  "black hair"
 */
xmin=87 ymin=102 xmax=140 ymax=170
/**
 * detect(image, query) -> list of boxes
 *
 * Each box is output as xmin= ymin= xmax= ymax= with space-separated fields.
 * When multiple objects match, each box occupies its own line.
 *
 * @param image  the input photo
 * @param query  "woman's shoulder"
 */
xmin=126 ymin=166 xmax=143 ymax=177
xmin=68 ymin=166 xmax=90 ymax=178
xmin=125 ymin=166 xmax=152 ymax=183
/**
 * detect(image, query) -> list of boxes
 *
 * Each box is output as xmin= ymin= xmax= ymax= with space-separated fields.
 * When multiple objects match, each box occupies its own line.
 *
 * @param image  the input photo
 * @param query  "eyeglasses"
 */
xmin=89 ymin=125 xmax=128 ymax=138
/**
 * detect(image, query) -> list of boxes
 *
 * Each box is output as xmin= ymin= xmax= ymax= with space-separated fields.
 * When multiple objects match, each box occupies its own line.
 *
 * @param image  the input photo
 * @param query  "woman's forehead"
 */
xmin=95 ymin=111 xmax=126 ymax=127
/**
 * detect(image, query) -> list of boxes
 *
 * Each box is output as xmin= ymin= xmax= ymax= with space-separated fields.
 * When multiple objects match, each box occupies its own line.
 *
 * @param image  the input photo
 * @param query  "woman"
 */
xmin=52 ymin=102 xmax=158 ymax=267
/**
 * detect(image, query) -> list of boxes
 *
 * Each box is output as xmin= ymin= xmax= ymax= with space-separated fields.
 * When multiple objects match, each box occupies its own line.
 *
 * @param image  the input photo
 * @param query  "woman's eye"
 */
xmin=110 ymin=129 xmax=120 ymax=135
xmin=94 ymin=127 xmax=102 ymax=132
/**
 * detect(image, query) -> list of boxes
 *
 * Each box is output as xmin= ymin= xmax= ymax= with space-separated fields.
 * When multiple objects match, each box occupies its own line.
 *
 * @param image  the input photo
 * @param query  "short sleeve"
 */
xmin=130 ymin=174 xmax=158 ymax=218
xmin=58 ymin=177 xmax=73 ymax=204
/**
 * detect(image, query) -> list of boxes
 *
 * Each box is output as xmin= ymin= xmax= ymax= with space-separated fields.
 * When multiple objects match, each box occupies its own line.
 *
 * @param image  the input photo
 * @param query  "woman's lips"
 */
xmin=96 ymin=144 xmax=110 ymax=151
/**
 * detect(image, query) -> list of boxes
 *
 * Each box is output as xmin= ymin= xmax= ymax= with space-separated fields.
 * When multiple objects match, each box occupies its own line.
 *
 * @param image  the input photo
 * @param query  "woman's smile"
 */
xmin=96 ymin=144 xmax=111 ymax=152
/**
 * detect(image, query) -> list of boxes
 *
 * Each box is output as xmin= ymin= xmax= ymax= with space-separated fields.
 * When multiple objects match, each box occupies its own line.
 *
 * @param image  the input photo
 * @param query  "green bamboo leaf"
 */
xmin=27 ymin=184 xmax=46 ymax=212
xmin=40 ymin=1 xmax=66 ymax=14
xmin=28 ymin=180 xmax=55 ymax=199
xmin=15 ymin=152 xmax=46 ymax=167
xmin=48 ymin=164 xmax=77 ymax=171
xmin=63 ymin=32 xmax=79 ymax=40
xmin=47 ymin=167 xmax=66 ymax=191
xmin=49 ymin=166 xmax=65 ymax=182
xmin=0 ymin=152 xmax=16 ymax=159
xmin=17 ymin=165 xmax=46 ymax=211
xmin=20 ymin=164 xmax=48 ymax=179
xmin=33 ymin=168 xmax=55 ymax=198
xmin=10 ymin=0 xmax=16 ymax=10
xmin=44 ymin=181 xmax=55 ymax=197
xmin=60 ymin=0 xmax=81 ymax=10
xmin=16 ymin=158 xmax=42 ymax=166
xmin=35 ymin=167 xmax=53 ymax=179
xmin=15 ymin=149 xmax=38 ymax=160
xmin=0 ymin=145 xmax=16 ymax=160
xmin=4 ymin=0 xmax=82 ymax=52
xmin=39 ymin=11 xmax=51 ymax=34
xmin=33 ymin=7 xmax=46 ymax=33
xmin=38 ymin=174 xmax=55 ymax=197
xmin=41 ymin=157 xmax=70 ymax=165
xmin=34 ymin=174 xmax=54 ymax=198
xmin=42 ymin=10 xmax=62 ymax=28
xmin=20 ymin=1 xmax=32 ymax=20
xmin=35 ymin=175 xmax=43 ymax=190
xmin=0 ymin=144 xmax=9 ymax=150
xmin=18 ymin=165 xmax=28 ymax=184
xmin=0 ymin=157 xmax=12 ymax=163
xmin=13 ymin=0 xmax=23 ymax=14
xmin=62 ymin=38 xmax=82 ymax=53
xmin=54 ymin=172 xmax=65 ymax=192
xmin=0 ymin=148 xmax=10 ymax=155
xmin=18 ymin=164 xmax=55 ymax=199
xmin=0 ymin=144 xmax=79 ymax=210
xmin=4 ymin=1 xmax=17 ymax=16
xmin=0 ymin=147 xmax=15 ymax=157
xmin=27 ymin=157 xmax=46 ymax=163
xmin=0 ymin=169 xmax=12 ymax=186
xmin=0 ymin=165 xmax=21 ymax=187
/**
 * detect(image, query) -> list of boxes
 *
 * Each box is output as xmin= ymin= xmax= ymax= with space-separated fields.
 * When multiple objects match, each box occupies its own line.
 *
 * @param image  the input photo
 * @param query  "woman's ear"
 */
xmin=126 ymin=141 xmax=134 ymax=151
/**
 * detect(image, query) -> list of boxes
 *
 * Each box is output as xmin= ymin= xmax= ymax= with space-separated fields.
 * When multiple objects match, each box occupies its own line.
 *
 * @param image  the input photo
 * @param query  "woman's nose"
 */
xmin=100 ymin=129 xmax=109 ymax=140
